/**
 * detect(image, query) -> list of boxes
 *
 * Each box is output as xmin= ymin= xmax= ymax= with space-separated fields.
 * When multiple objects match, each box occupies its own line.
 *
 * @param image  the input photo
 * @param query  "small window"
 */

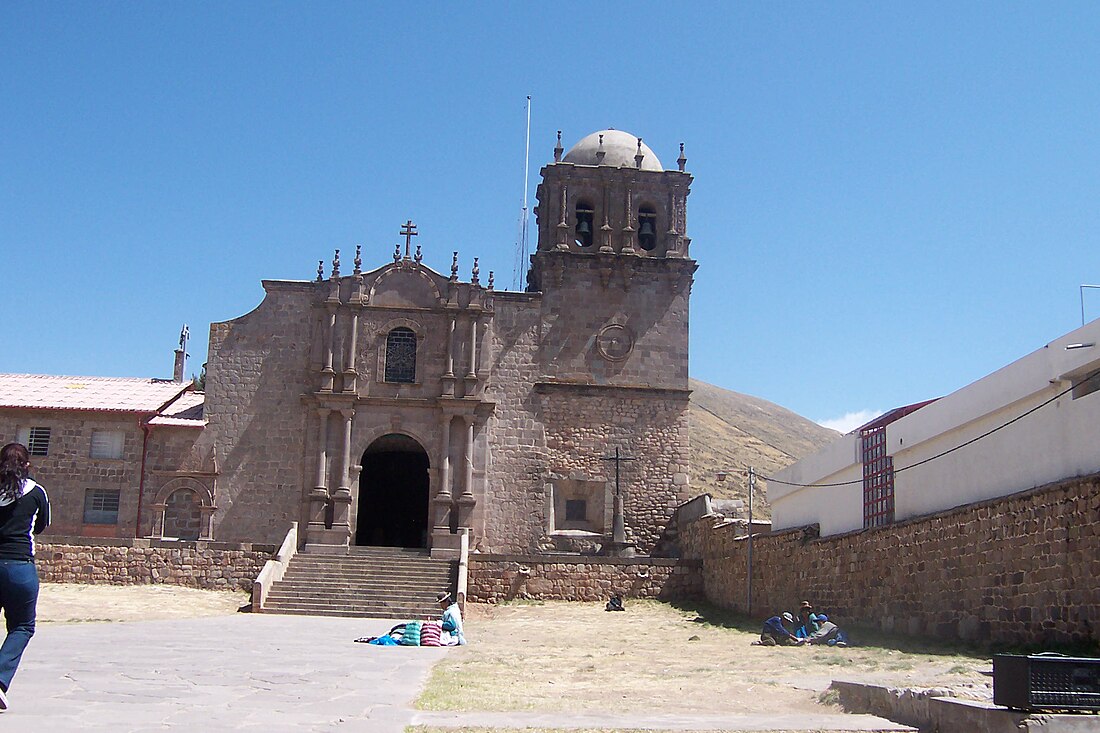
xmin=575 ymin=201 xmax=594 ymax=248
xmin=384 ymin=327 xmax=417 ymax=383
xmin=565 ymin=499 xmax=587 ymax=522
xmin=861 ymin=426 xmax=894 ymax=528
xmin=16 ymin=426 xmax=51 ymax=456
xmin=90 ymin=430 xmax=125 ymax=459
xmin=83 ymin=489 xmax=120 ymax=525
xmin=638 ymin=205 xmax=658 ymax=251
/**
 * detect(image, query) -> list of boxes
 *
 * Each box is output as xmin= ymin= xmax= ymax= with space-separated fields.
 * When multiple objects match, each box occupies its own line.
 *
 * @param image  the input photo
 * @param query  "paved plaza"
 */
xmin=3 ymin=614 xmax=911 ymax=732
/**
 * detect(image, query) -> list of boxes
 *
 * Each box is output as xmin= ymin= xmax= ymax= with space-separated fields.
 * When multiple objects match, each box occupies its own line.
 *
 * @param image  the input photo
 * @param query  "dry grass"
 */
xmin=416 ymin=600 xmax=992 ymax=716
xmin=35 ymin=582 xmax=249 ymax=623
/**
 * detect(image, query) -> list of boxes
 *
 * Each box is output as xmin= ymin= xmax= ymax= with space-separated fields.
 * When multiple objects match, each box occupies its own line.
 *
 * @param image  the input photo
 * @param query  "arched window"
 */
xmin=163 ymin=488 xmax=201 ymax=540
xmin=575 ymin=201 xmax=594 ymax=248
xmin=384 ymin=327 xmax=417 ymax=383
xmin=638 ymin=205 xmax=658 ymax=251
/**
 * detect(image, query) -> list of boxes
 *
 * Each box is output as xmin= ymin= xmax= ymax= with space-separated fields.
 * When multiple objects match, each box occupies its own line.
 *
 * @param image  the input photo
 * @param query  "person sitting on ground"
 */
xmin=794 ymin=600 xmax=820 ymax=639
xmin=436 ymin=591 xmax=466 ymax=646
xmin=806 ymin=613 xmax=849 ymax=646
xmin=757 ymin=612 xmax=804 ymax=646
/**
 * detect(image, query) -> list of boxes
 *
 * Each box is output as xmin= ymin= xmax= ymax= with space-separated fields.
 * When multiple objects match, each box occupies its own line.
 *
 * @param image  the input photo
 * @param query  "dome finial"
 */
xmin=635 ymin=138 xmax=645 ymax=169
xmin=595 ymin=134 xmax=606 ymax=164
xmin=678 ymin=142 xmax=687 ymax=172
xmin=554 ymin=130 xmax=563 ymax=162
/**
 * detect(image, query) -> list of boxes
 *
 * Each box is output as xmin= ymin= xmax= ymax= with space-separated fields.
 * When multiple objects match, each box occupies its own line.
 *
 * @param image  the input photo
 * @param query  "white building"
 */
xmin=771 ymin=319 xmax=1100 ymax=537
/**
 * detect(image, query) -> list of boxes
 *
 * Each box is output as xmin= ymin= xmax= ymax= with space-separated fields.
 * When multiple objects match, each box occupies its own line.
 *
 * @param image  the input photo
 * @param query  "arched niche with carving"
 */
xmin=149 ymin=477 xmax=216 ymax=541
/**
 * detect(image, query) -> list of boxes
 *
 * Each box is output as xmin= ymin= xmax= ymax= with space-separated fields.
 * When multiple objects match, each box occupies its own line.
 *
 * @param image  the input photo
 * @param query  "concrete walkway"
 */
xmin=3 ymin=614 xmax=912 ymax=732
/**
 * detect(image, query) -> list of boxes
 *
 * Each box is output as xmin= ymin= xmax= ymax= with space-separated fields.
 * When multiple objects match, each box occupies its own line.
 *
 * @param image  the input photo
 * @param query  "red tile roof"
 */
xmin=148 ymin=390 xmax=205 ymax=427
xmin=0 ymin=374 xmax=191 ymax=413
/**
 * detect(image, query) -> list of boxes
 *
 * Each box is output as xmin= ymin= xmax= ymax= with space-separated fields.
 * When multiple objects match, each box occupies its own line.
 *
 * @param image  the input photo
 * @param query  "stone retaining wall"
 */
xmin=681 ymin=474 xmax=1100 ymax=647
xmin=38 ymin=536 xmax=276 ymax=592
xmin=467 ymin=553 xmax=704 ymax=603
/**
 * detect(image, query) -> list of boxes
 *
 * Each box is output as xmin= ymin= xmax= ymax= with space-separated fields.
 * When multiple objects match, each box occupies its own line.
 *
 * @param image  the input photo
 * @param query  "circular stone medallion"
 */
xmin=596 ymin=324 xmax=634 ymax=361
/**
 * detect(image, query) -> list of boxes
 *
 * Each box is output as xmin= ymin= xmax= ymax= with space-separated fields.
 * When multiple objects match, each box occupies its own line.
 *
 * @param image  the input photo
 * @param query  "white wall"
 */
xmin=772 ymin=319 xmax=1100 ymax=536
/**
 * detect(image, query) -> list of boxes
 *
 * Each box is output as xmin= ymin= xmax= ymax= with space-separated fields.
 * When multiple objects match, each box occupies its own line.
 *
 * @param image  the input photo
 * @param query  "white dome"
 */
xmin=562 ymin=129 xmax=663 ymax=171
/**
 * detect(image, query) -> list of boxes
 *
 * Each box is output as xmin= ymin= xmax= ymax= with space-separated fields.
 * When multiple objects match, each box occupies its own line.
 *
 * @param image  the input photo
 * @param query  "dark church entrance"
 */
xmin=355 ymin=433 xmax=430 ymax=548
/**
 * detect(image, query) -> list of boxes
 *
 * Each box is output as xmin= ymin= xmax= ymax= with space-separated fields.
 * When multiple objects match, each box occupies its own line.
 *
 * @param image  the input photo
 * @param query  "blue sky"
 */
xmin=3 ymin=3 xmax=1099 ymax=432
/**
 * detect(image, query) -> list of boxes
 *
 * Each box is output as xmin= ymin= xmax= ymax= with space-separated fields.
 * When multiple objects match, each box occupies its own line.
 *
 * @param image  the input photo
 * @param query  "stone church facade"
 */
xmin=3 ymin=129 xmax=697 ymax=557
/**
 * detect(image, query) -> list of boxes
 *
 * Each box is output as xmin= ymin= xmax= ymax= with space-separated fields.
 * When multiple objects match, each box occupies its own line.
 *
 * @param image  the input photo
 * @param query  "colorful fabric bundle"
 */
xmin=400 ymin=620 xmax=422 ymax=646
xmin=420 ymin=621 xmax=442 ymax=647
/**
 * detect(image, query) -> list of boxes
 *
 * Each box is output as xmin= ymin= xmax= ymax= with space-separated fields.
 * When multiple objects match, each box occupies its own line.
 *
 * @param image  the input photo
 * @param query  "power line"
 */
xmin=757 ymin=377 xmax=1082 ymax=489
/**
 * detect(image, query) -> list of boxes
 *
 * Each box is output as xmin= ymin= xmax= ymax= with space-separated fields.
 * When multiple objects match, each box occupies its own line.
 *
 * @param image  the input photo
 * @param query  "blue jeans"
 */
xmin=0 ymin=559 xmax=39 ymax=692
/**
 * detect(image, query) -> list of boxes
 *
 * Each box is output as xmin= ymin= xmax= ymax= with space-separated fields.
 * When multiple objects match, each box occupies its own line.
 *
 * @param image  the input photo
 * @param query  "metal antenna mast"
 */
xmin=512 ymin=95 xmax=532 ymax=290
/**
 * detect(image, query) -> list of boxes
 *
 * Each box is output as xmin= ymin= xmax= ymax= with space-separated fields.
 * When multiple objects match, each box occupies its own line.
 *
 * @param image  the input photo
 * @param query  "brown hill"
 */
xmin=689 ymin=379 xmax=839 ymax=518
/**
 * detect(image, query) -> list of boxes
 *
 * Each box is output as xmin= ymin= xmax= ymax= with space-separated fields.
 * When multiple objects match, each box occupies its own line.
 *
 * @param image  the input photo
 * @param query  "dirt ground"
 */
xmin=416 ymin=600 xmax=993 ymax=716
xmin=35 ymin=582 xmax=249 ymax=623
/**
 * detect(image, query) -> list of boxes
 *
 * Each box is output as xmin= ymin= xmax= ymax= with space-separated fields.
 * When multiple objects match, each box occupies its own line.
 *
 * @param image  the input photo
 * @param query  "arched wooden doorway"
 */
xmin=355 ymin=433 xmax=430 ymax=548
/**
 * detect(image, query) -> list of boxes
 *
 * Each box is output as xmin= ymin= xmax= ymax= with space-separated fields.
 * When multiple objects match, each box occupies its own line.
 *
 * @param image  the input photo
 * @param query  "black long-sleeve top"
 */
xmin=0 ymin=479 xmax=51 ymax=561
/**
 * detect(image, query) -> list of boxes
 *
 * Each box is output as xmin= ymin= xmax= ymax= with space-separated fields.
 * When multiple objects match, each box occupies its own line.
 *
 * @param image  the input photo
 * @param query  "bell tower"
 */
xmin=528 ymin=129 xmax=697 ymax=390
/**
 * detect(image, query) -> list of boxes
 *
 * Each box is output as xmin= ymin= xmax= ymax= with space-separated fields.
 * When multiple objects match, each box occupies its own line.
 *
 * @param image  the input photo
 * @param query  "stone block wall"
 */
xmin=38 ymin=537 xmax=275 ymax=591
xmin=202 ymin=282 xmax=316 ymax=544
xmin=681 ymin=473 xmax=1100 ymax=647
xmin=467 ymin=553 xmax=703 ymax=603
xmin=535 ymin=384 xmax=691 ymax=553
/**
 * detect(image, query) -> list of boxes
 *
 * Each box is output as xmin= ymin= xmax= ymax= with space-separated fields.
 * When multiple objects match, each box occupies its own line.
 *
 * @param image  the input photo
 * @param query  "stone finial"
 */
xmin=450 ymin=251 xmax=459 ymax=281
xmin=317 ymin=260 xmax=324 ymax=282
xmin=471 ymin=257 xmax=480 ymax=285
xmin=331 ymin=249 xmax=340 ymax=279
xmin=487 ymin=271 xmax=494 ymax=291
xmin=635 ymin=138 xmax=645 ymax=169
xmin=554 ymin=130 xmax=563 ymax=162
xmin=595 ymin=133 xmax=606 ymax=163
xmin=353 ymin=244 xmax=362 ymax=275
xmin=414 ymin=244 xmax=422 ymax=264
xmin=678 ymin=142 xmax=687 ymax=172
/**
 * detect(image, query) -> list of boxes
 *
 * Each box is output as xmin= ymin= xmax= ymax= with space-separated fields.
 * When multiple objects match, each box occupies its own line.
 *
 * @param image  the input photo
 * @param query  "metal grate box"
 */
xmin=994 ymin=654 xmax=1100 ymax=711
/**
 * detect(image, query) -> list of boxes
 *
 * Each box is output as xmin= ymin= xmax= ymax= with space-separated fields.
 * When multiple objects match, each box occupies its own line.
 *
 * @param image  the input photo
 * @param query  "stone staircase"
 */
xmin=261 ymin=546 xmax=457 ymax=619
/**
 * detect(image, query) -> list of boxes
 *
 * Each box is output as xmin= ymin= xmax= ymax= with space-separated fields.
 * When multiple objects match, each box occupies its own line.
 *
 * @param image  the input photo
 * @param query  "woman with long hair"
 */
xmin=0 ymin=443 xmax=50 ymax=711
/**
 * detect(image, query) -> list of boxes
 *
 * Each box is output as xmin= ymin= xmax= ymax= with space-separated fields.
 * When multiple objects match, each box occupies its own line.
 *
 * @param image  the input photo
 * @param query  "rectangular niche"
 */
xmin=549 ymin=478 xmax=610 ymax=535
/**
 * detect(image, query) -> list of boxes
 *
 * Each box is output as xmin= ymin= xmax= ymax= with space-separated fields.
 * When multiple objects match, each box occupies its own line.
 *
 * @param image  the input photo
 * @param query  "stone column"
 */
xmin=306 ymin=408 xmax=331 ymax=543
xmin=456 ymin=415 xmax=477 ymax=530
xmin=343 ymin=305 xmax=360 ymax=392
xmin=149 ymin=502 xmax=167 ymax=539
xmin=445 ymin=318 xmax=456 ymax=377
xmin=465 ymin=318 xmax=478 ymax=379
xmin=330 ymin=409 xmax=355 ymax=540
xmin=321 ymin=306 xmax=336 ymax=391
xmin=198 ymin=505 xmax=215 ymax=541
xmin=442 ymin=317 xmax=456 ymax=396
xmin=433 ymin=415 xmax=453 ymax=534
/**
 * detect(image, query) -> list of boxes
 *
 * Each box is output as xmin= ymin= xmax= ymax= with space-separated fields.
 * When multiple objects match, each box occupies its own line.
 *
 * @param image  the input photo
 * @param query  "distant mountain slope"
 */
xmin=688 ymin=379 xmax=839 ymax=517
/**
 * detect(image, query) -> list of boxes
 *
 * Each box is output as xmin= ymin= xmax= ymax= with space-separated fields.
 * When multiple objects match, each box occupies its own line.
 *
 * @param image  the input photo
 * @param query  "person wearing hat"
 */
xmin=806 ymin=614 xmax=848 ymax=646
xmin=758 ymin=612 xmax=804 ymax=646
xmin=436 ymin=591 xmax=466 ymax=646
xmin=795 ymin=600 xmax=820 ymax=640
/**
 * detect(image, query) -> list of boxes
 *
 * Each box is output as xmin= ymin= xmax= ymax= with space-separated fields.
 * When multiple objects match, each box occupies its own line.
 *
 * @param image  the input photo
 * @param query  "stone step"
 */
xmin=261 ymin=603 xmax=437 ymax=616
xmin=288 ymin=559 xmax=451 ymax=572
xmin=261 ymin=547 xmax=457 ymax=619
xmin=266 ymin=590 xmax=442 ymax=603
xmin=261 ymin=594 xmax=437 ymax=611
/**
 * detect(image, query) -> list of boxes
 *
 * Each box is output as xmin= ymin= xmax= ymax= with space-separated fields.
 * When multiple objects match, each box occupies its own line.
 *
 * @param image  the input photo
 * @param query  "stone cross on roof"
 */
xmin=400 ymin=220 xmax=418 ymax=259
